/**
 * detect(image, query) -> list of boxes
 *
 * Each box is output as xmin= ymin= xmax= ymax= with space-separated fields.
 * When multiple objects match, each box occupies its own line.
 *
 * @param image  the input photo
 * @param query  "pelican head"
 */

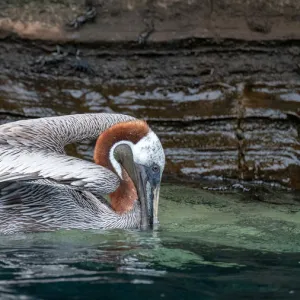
xmin=94 ymin=120 xmax=165 ymax=230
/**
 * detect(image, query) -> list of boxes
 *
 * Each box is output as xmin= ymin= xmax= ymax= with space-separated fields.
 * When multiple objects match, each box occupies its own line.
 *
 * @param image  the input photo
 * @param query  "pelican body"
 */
xmin=0 ymin=114 xmax=165 ymax=234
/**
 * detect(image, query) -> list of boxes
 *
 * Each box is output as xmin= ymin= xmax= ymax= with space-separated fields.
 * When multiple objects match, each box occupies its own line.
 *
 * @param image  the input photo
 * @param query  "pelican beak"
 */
xmin=133 ymin=164 xmax=161 ymax=230
xmin=114 ymin=144 xmax=161 ymax=230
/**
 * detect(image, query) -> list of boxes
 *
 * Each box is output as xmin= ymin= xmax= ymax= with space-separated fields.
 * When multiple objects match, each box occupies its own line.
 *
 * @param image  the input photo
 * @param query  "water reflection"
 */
xmin=0 ymin=230 xmax=298 ymax=299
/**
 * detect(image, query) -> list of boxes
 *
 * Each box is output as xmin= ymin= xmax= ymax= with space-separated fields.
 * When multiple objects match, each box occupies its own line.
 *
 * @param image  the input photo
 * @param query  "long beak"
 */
xmin=152 ymin=185 xmax=160 ymax=229
xmin=133 ymin=163 xmax=160 ymax=230
xmin=114 ymin=145 xmax=161 ymax=230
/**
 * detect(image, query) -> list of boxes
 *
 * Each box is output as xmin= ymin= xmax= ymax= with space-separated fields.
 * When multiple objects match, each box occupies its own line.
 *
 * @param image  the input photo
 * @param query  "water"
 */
xmin=0 ymin=184 xmax=299 ymax=299
xmin=0 ymin=231 xmax=299 ymax=300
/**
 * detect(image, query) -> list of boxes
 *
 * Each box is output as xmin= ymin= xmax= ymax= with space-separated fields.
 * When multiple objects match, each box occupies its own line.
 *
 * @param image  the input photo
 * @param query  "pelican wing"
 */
xmin=0 ymin=179 xmax=117 ymax=234
xmin=0 ymin=113 xmax=134 ymax=153
xmin=0 ymin=145 xmax=119 ymax=196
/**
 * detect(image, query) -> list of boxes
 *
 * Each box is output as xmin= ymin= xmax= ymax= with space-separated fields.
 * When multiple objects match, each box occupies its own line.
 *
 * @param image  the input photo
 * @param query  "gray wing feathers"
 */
xmin=0 ymin=180 xmax=117 ymax=234
xmin=0 ymin=113 xmax=137 ymax=194
xmin=0 ymin=113 xmax=135 ymax=153
xmin=0 ymin=145 xmax=120 ymax=195
xmin=0 ymin=113 xmax=142 ymax=233
xmin=0 ymin=180 xmax=140 ymax=234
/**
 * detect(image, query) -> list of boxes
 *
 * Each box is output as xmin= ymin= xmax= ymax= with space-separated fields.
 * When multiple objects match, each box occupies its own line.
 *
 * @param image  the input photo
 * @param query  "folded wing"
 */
xmin=0 ymin=179 xmax=117 ymax=234
xmin=0 ymin=144 xmax=120 ymax=196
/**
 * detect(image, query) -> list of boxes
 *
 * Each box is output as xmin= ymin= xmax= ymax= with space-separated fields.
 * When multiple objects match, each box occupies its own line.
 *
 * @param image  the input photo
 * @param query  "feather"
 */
xmin=0 ymin=180 xmax=140 ymax=234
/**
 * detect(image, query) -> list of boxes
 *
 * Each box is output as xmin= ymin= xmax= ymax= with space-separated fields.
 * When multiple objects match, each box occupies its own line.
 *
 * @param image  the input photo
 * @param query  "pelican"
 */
xmin=0 ymin=113 xmax=165 ymax=234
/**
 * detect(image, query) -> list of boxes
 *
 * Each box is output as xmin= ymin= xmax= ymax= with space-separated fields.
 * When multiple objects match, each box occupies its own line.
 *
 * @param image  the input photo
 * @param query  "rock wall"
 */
xmin=0 ymin=0 xmax=299 ymax=189
xmin=1 ymin=0 xmax=300 ymax=42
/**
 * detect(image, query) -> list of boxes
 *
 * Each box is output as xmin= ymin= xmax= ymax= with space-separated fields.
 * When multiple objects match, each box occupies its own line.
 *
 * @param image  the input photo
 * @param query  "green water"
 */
xmin=0 ymin=184 xmax=299 ymax=299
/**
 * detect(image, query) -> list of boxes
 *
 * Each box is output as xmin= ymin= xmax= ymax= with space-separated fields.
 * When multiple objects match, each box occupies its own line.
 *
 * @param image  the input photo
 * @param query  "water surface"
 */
xmin=0 ymin=184 xmax=299 ymax=299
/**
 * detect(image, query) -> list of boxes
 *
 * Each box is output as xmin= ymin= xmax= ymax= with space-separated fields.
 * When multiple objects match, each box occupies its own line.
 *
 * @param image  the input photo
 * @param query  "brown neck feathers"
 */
xmin=94 ymin=120 xmax=149 ymax=214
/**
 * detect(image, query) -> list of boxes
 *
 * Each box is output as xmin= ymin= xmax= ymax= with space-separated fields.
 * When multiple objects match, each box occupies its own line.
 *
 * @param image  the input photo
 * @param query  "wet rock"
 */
xmin=1 ymin=0 xmax=300 ymax=43
xmin=0 ymin=76 xmax=299 ymax=190
xmin=0 ymin=0 xmax=300 ymax=191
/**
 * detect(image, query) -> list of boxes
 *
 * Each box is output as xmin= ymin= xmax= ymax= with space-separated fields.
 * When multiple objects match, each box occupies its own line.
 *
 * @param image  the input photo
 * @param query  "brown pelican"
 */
xmin=0 ymin=113 xmax=165 ymax=234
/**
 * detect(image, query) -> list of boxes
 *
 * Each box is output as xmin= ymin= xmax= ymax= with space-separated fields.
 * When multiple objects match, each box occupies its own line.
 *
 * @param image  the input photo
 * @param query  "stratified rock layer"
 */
xmin=0 ymin=77 xmax=299 ymax=189
xmin=0 ymin=0 xmax=299 ymax=189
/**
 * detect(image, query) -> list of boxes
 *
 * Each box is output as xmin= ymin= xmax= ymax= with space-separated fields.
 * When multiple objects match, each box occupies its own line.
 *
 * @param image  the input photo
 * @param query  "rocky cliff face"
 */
xmin=0 ymin=0 xmax=299 ymax=189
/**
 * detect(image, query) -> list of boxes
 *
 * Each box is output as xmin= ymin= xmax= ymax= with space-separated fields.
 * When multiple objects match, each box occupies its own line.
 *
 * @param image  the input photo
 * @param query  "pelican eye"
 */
xmin=151 ymin=164 xmax=160 ymax=174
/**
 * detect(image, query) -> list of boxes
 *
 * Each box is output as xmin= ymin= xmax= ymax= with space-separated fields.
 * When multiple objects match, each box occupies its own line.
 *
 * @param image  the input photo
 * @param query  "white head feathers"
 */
xmin=109 ymin=131 xmax=165 ymax=179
